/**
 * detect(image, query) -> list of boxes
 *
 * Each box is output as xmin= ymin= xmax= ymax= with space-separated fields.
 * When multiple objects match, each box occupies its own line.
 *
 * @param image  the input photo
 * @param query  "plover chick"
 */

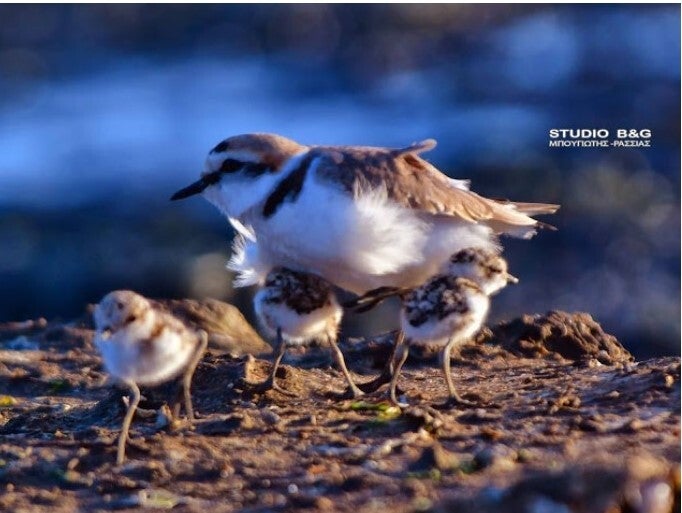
xmin=253 ymin=267 xmax=363 ymax=398
xmin=389 ymin=250 xmax=517 ymax=407
xmin=93 ymin=290 xmax=208 ymax=465
xmin=345 ymin=248 xmax=519 ymax=394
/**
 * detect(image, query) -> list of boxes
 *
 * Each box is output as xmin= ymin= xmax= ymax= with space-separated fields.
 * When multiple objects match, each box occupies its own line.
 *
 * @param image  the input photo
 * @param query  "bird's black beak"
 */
xmin=170 ymin=178 xmax=210 ymax=201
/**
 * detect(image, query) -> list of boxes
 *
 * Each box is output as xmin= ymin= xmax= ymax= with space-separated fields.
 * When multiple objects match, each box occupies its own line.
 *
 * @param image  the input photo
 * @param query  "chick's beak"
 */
xmin=506 ymin=273 xmax=519 ymax=284
xmin=170 ymin=178 xmax=210 ymax=201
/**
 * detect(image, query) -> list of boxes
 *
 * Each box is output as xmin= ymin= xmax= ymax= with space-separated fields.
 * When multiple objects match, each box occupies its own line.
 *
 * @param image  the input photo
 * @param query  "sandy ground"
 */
xmin=0 ymin=306 xmax=679 ymax=513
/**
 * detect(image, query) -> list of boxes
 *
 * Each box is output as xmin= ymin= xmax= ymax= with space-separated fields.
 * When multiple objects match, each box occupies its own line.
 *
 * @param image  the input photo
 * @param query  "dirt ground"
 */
xmin=0 ymin=306 xmax=679 ymax=513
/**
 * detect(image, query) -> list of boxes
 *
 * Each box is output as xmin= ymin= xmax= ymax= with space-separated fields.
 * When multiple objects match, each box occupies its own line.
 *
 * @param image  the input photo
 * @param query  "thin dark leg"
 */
xmin=182 ymin=330 xmax=208 ymax=421
xmin=441 ymin=338 xmax=476 ymax=408
xmin=389 ymin=341 xmax=410 ymax=407
xmin=117 ymin=381 xmax=141 ymax=466
xmin=357 ymin=331 xmax=404 ymax=393
xmin=329 ymin=336 xmax=364 ymax=398
xmin=251 ymin=328 xmax=296 ymax=396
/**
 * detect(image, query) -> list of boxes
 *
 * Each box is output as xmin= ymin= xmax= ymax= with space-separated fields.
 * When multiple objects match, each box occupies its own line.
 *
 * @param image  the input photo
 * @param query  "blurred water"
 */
xmin=0 ymin=4 xmax=679 ymax=356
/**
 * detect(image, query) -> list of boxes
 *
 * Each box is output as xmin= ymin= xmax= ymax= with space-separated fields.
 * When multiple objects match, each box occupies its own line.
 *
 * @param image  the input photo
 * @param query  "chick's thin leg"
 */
xmin=251 ymin=328 xmax=296 ymax=396
xmin=357 ymin=331 xmax=403 ymax=393
xmin=441 ymin=337 xmax=476 ymax=408
xmin=182 ymin=330 xmax=208 ymax=420
xmin=117 ymin=381 xmax=141 ymax=466
xmin=389 ymin=340 xmax=410 ymax=407
xmin=329 ymin=336 xmax=364 ymax=398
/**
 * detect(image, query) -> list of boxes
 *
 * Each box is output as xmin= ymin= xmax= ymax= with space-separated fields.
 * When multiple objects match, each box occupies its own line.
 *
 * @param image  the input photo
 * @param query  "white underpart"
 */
xmin=95 ymin=311 xmax=196 ymax=386
xmin=228 ymin=217 xmax=256 ymax=241
xmin=227 ymin=234 xmax=270 ymax=287
xmin=401 ymin=293 xmax=489 ymax=347
xmin=254 ymin=289 xmax=342 ymax=346
xmin=502 ymin=227 xmax=536 ymax=239
xmin=242 ymin=158 xmax=496 ymax=294
xmin=493 ymin=203 xmax=539 ymax=239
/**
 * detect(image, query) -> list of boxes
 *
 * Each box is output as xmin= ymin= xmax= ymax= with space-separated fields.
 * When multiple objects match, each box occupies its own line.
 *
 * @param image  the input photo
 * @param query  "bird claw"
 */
xmin=271 ymin=384 xmax=297 ymax=397
xmin=357 ymin=374 xmax=392 ymax=393
xmin=341 ymin=386 xmax=365 ymax=399
xmin=245 ymin=378 xmax=298 ymax=398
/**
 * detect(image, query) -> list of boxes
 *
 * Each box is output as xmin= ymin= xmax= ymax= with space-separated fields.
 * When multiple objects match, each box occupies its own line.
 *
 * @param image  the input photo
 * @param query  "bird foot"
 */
xmin=340 ymin=385 xmax=365 ymax=400
xmin=435 ymin=395 xmax=479 ymax=410
xmin=244 ymin=378 xmax=297 ymax=398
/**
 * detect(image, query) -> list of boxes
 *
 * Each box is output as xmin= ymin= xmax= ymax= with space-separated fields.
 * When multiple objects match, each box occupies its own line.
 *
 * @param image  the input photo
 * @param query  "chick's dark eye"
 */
xmin=116 ymin=302 xmax=123 ymax=310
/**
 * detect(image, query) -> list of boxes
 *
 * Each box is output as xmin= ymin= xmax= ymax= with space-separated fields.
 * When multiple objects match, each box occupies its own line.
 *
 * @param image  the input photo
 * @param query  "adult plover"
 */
xmin=171 ymin=133 xmax=559 ymax=294
xmin=93 ymin=290 xmax=208 ymax=465
xmin=252 ymin=267 xmax=363 ymax=398
xmin=388 ymin=249 xmax=517 ymax=407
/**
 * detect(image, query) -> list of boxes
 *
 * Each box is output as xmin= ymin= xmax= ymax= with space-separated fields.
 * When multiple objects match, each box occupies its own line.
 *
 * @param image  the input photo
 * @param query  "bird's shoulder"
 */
xmin=310 ymin=142 xmax=495 ymax=221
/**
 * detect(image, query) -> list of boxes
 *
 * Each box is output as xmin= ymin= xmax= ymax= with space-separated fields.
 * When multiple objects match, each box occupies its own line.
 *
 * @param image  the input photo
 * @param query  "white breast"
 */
xmin=246 ymin=167 xmax=497 ymax=294
xmin=400 ymin=292 xmax=490 ymax=347
xmin=254 ymin=289 xmax=342 ymax=346
xmin=96 ymin=321 xmax=196 ymax=386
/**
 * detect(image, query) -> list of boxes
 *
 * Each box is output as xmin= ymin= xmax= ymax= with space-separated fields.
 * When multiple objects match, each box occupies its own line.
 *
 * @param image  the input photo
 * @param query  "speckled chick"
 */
xmin=94 ymin=290 xmax=207 ymax=465
xmin=253 ymin=267 xmax=362 ymax=398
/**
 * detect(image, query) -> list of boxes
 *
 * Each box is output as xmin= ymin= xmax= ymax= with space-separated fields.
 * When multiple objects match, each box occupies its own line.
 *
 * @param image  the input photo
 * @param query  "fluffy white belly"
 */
xmin=247 ymin=181 xmax=497 ymax=294
xmin=254 ymin=291 xmax=341 ymax=345
xmin=401 ymin=298 xmax=489 ymax=346
xmin=96 ymin=330 xmax=195 ymax=386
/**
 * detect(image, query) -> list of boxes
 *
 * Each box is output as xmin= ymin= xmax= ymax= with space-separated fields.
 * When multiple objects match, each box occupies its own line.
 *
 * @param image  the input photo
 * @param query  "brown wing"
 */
xmin=154 ymin=298 xmax=271 ymax=355
xmin=312 ymin=143 xmax=554 ymax=230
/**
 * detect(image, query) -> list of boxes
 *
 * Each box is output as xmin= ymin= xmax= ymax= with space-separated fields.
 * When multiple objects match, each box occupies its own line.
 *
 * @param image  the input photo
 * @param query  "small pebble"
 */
xmin=261 ymin=409 xmax=282 ymax=425
xmin=316 ymin=496 xmax=334 ymax=510
xmin=473 ymin=445 xmax=516 ymax=471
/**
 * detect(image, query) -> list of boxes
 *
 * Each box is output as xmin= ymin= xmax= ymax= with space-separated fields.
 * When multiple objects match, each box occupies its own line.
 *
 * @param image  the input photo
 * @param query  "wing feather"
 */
xmin=312 ymin=143 xmax=559 ymax=235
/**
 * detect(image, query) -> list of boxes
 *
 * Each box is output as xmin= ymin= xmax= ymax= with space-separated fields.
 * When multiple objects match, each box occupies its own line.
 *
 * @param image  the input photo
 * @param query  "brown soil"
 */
xmin=0 ymin=307 xmax=679 ymax=513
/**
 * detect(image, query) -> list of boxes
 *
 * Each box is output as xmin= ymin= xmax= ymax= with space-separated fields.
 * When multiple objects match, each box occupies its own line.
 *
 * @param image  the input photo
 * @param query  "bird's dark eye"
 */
xmin=116 ymin=302 xmax=123 ymax=310
xmin=220 ymin=159 xmax=243 ymax=173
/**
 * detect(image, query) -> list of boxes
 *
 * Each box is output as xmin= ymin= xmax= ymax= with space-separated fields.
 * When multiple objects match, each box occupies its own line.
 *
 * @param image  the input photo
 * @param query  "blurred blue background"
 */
xmin=0 ymin=4 xmax=679 ymax=357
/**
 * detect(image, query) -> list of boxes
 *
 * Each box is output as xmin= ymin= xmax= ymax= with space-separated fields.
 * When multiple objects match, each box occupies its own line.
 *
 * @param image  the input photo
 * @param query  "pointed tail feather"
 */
xmin=492 ymin=198 xmax=561 ymax=216
xmin=392 ymin=139 xmax=437 ymax=157
xmin=343 ymin=286 xmax=407 ymax=313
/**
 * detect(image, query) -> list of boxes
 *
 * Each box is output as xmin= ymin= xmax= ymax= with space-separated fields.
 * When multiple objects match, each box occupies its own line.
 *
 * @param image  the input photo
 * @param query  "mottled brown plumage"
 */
xmin=261 ymin=267 xmax=335 ymax=315
xmin=403 ymin=276 xmax=482 ymax=327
